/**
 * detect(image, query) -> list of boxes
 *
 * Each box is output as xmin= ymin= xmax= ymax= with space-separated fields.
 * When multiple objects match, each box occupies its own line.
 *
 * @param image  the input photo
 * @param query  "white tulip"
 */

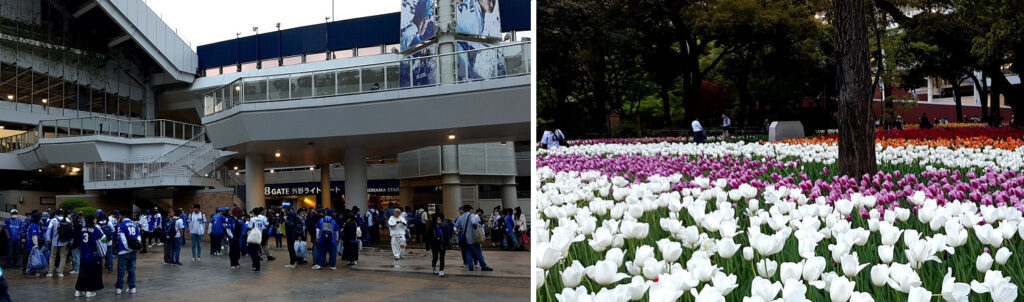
xmin=780 ymin=261 xmax=803 ymax=282
xmin=589 ymin=228 xmax=613 ymax=253
xmin=711 ymin=271 xmax=739 ymax=296
xmin=849 ymin=292 xmax=874 ymax=302
xmin=878 ymin=245 xmax=894 ymax=264
xmin=561 ymin=260 xmax=585 ymax=288
xmin=687 ymin=256 xmax=717 ymax=282
xmin=908 ymin=287 xmax=932 ymax=302
xmin=750 ymin=276 xmax=782 ymax=301
xmin=535 ymin=242 xmax=562 ymax=269
xmin=887 ymin=263 xmax=922 ymax=293
xmin=534 ymin=267 xmax=546 ymax=291
xmin=756 ymin=258 xmax=778 ymax=279
xmin=634 ymin=245 xmax=655 ymax=267
xmin=941 ymin=267 xmax=970 ymax=302
xmin=555 ymin=286 xmax=591 ymax=302
xmin=641 ymin=258 xmax=666 ymax=280
xmin=781 ymin=279 xmax=808 ymax=302
xmin=870 ymin=264 xmax=889 ymax=287
xmin=585 ymin=260 xmax=630 ymax=286
xmin=995 ymin=247 xmax=1012 ymax=265
xmin=648 ymin=279 xmax=683 ymax=302
xmin=971 ymin=270 xmax=1019 ymax=302
xmin=690 ymin=285 xmax=725 ymax=302
xmin=656 ymin=238 xmax=683 ymax=263
xmin=878 ymin=222 xmax=902 ymax=246
xmin=977 ymin=252 xmax=994 ymax=273
xmin=605 ymin=248 xmax=625 ymax=268
xmin=617 ymin=276 xmax=649 ymax=301
xmin=802 ymin=256 xmax=826 ymax=282
xmin=840 ymin=253 xmax=868 ymax=278
xmin=829 ymin=276 xmax=855 ymax=302
xmin=743 ymin=246 xmax=754 ymax=261
xmin=717 ymin=238 xmax=741 ymax=259
xmin=975 ymin=224 xmax=1004 ymax=248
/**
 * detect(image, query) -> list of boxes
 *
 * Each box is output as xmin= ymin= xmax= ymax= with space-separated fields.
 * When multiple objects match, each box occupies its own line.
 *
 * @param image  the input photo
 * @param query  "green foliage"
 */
xmin=58 ymin=199 xmax=90 ymax=213
xmin=71 ymin=207 xmax=98 ymax=216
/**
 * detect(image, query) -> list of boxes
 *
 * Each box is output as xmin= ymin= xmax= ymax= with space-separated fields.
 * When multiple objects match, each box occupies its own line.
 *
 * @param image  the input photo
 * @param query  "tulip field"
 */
xmin=534 ymin=129 xmax=1024 ymax=301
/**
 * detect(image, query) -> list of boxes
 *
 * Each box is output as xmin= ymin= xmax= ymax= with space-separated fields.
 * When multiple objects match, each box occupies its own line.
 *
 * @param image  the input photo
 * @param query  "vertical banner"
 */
xmin=400 ymin=0 xmax=436 ymax=51
xmin=401 ymin=44 xmax=439 ymax=87
xmin=457 ymin=42 xmax=506 ymax=81
xmin=456 ymin=0 xmax=502 ymax=38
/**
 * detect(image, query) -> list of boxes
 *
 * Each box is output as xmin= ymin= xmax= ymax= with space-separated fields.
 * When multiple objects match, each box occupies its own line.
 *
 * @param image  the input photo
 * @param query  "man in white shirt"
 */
xmin=138 ymin=211 xmax=151 ymax=254
xmin=187 ymin=205 xmax=206 ymax=262
xmin=255 ymin=210 xmax=274 ymax=261
xmin=691 ymin=118 xmax=706 ymax=144
xmin=387 ymin=209 xmax=408 ymax=260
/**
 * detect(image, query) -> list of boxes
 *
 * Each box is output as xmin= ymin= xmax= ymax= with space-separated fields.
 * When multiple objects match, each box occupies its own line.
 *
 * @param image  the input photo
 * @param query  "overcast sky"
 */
xmin=143 ymin=0 xmax=399 ymax=49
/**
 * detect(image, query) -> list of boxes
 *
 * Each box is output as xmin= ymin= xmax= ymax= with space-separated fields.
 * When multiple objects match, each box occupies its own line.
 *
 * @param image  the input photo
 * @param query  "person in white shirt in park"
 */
xmin=114 ymin=213 xmax=141 ymax=295
xmin=692 ymin=117 xmax=706 ymax=144
xmin=539 ymin=121 xmax=567 ymax=149
xmin=45 ymin=209 xmax=74 ymax=278
xmin=387 ymin=209 xmax=408 ymax=261
xmin=721 ymin=113 xmax=732 ymax=140
xmin=187 ymin=205 xmax=207 ymax=262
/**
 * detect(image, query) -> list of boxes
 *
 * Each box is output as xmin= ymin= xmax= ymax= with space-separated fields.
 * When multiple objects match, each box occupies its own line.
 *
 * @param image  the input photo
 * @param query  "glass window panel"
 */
xmin=242 ymin=78 xmax=268 ymax=101
xmin=267 ymin=76 xmax=290 ymax=100
xmin=313 ymin=72 xmax=336 ymax=96
xmin=290 ymin=73 xmax=313 ymax=98
xmin=337 ymin=70 xmax=360 ymax=94
xmin=332 ymin=49 xmax=353 ymax=59
xmin=205 ymin=68 xmax=220 ymax=76
xmin=240 ymin=62 xmax=258 ymax=72
xmin=361 ymin=67 xmax=384 ymax=92
xmin=385 ymin=64 xmax=400 ymax=90
xmin=261 ymin=59 xmax=279 ymax=69
xmin=220 ymin=66 xmax=237 ymax=75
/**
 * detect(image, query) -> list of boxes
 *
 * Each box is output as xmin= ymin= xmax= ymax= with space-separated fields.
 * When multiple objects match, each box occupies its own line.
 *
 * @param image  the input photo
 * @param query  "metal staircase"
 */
xmin=83 ymin=127 xmax=235 ymax=190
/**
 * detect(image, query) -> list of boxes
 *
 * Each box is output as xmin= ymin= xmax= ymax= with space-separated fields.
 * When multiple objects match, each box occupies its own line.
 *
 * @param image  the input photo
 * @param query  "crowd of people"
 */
xmin=0 ymin=202 xmax=527 ymax=298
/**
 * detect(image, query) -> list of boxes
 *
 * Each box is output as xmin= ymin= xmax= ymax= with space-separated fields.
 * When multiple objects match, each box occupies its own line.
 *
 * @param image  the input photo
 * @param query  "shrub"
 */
xmin=58 ymin=199 xmax=90 ymax=213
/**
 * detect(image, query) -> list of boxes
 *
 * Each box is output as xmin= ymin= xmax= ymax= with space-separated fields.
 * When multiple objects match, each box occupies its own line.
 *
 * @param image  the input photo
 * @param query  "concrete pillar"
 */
xmin=245 ymin=154 xmax=265 ymax=212
xmin=320 ymin=163 xmax=331 ymax=209
xmin=344 ymin=148 xmax=368 ymax=213
xmin=437 ymin=0 xmax=456 ymax=84
xmin=441 ymin=144 xmax=460 ymax=218
xmin=501 ymin=176 xmax=517 ymax=209
xmin=399 ymin=179 xmax=413 ymax=207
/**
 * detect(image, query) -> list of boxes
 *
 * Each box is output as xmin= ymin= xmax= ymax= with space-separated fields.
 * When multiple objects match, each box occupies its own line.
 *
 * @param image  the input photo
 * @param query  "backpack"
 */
xmin=56 ymin=218 xmax=74 ymax=243
xmin=555 ymin=130 xmax=570 ymax=147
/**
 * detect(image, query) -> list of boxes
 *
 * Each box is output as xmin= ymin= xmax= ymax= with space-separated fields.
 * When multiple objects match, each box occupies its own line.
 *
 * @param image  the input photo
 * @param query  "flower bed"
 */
xmin=535 ymin=140 xmax=1024 ymax=302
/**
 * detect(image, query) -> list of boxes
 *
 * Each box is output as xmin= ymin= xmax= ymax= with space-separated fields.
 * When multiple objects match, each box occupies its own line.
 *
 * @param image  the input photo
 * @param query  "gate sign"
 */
xmin=261 ymin=180 xmax=399 ymax=197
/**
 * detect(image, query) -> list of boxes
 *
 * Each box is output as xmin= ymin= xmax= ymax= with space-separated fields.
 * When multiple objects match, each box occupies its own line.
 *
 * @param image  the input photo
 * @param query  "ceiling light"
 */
xmin=41 ymin=99 xmax=47 ymax=103
xmin=60 ymin=165 xmax=65 ymax=168
xmin=500 ymin=141 xmax=507 ymax=146
xmin=235 ymin=172 xmax=240 ymax=175
xmin=0 ymin=126 xmax=5 ymax=129
xmin=38 ymin=169 xmax=42 ymax=172
xmin=234 ymin=86 xmax=241 ymax=91
xmin=270 ymin=169 xmax=275 ymax=173
xmin=234 ymin=166 xmax=239 ymax=170
xmin=274 ymin=152 xmax=281 ymax=158
xmin=309 ymin=167 xmax=315 ymax=171
xmin=6 ymin=95 xmax=12 ymax=100
xmin=448 ymin=134 xmax=456 ymax=140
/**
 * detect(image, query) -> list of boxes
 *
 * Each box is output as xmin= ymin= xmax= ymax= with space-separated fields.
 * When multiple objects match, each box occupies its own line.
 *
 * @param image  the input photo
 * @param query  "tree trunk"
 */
xmin=951 ymin=78 xmax=963 ymax=122
xmin=970 ymin=73 xmax=988 ymax=121
xmin=987 ymin=66 xmax=1023 ymax=127
xmin=834 ymin=0 xmax=878 ymax=177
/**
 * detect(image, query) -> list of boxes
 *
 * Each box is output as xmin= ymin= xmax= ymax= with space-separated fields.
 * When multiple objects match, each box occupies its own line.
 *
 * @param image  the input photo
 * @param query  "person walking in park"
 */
xmin=313 ymin=209 xmax=339 ymax=270
xmin=187 ymin=205 xmax=206 ymax=262
xmin=45 ymin=209 xmax=73 ymax=278
xmin=114 ymin=213 xmax=141 ymax=295
xmin=4 ymin=209 xmax=22 ymax=269
xmin=74 ymin=215 xmax=105 ymax=298
xmin=539 ymin=121 xmax=567 ymax=149
xmin=340 ymin=214 xmax=359 ymax=267
xmin=387 ymin=208 xmax=408 ymax=261
xmin=721 ymin=113 xmax=732 ymax=140
xmin=425 ymin=215 xmax=449 ymax=277
xmin=691 ymin=117 xmax=706 ymax=144
xmin=208 ymin=208 xmax=226 ymax=257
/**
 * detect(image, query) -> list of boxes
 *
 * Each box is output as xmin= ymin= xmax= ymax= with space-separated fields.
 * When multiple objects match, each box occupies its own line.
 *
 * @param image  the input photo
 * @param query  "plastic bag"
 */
xmin=294 ymin=240 xmax=307 ymax=258
xmin=28 ymin=247 xmax=47 ymax=272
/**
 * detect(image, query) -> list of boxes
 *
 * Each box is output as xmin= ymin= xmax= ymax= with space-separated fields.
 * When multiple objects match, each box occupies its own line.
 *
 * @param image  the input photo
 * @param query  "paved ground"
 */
xmin=5 ymin=243 xmax=529 ymax=301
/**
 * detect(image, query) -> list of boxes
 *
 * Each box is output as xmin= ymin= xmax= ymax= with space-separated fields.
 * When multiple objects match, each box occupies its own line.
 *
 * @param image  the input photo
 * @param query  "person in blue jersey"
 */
xmin=339 ymin=214 xmax=359 ymax=266
xmin=97 ymin=211 xmax=116 ymax=272
xmin=22 ymin=213 xmax=43 ymax=277
xmin=114 ymin=213 xmax=141 ymax=295
xmin=245 ymin=208 xmax=266 ymax=272
xmin=169 ymin=210 xmax=185 ymax=266
xmin=424 ymin=214 xmax=449 ymax=277
xmin=313 ymin=208 xmax=339 ymax=270
xmin=3 ymin=209 xmax=22 ymax=268
xmin=503 ymin=208 xmax=520 ymax=250
xmin=364 ymin=206 xmax=380 ymax=244
xmin=208 ymin=208 xmax=226 ymax=257
xmin=187 ymin=205 xmax=206 ymax=262
xmin=138 ymin=210 xmax=151 ymax=254
xmin=149 ymin=207 xmax=163 ymax=248
xmin=226 ymin=207 xmax=243 ymax=269
xmin=74 ymin=215 xmax=105 ymax=298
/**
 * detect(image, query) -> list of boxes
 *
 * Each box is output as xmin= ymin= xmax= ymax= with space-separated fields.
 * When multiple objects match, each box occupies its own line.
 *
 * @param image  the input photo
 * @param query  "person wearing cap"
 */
xmin=96 ymin=210 xmax=116 ymax=272
xmin=208 ymin=208 xmax=226 ymax=257
xmin=45 ymin=209 xmax=73 ymax=278
xmin=387 ymin=208 xmax=408 ymax=261
xmin=3 ymin=209 xmax=23 ymax=268
xmin=313 ymin=208 xmax=339 ymax=270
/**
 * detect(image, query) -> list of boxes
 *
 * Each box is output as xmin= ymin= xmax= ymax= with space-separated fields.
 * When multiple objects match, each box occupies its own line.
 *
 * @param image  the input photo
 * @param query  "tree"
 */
xmin=834 ymin=0 xmax=878 ymax=177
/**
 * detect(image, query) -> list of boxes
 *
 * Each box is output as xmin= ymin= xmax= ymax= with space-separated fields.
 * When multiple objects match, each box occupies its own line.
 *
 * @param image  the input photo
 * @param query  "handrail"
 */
xmin=201 ymin=41 xmax=531 ymax=116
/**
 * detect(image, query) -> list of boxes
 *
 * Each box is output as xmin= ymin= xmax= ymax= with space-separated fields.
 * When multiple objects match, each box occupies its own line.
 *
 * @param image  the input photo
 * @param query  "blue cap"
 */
xmin=97 ymin=209 xmax=105 ymax=216
xmin=112 ymin=210 xmax=120 ymax=215
xmin=145 ymin=210 xmax=150 ymax=214
xmin=282 ymin=204 xmax=291 ymax=209
xmin=325 ymin=208 xmax=333 ymax=215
